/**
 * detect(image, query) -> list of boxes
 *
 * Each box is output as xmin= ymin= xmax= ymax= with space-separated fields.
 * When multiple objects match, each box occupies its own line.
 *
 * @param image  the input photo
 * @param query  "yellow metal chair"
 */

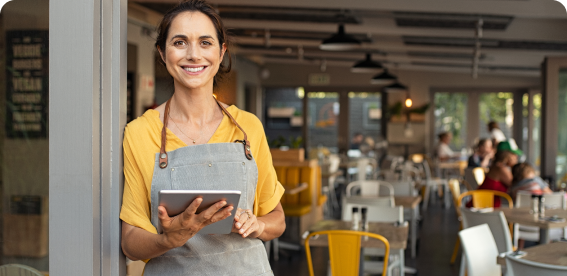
xmin=457 ymin=190 xmax=513 ymax=209
xmin=305 ymin=230 xmax=390 ymax=276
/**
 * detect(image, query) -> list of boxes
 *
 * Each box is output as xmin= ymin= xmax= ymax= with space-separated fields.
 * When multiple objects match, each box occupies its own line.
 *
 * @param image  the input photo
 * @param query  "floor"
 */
xmin=271 ymin=198 xmax=463 ymax=276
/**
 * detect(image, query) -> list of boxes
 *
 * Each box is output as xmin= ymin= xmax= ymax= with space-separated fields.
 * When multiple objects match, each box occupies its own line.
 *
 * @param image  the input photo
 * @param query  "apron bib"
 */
xmin=143 ymin=98 xmax=273 ymax=276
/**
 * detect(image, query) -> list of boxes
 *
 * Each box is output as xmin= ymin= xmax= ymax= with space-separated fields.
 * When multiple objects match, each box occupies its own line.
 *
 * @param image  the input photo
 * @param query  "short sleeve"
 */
xmin=120 ymin=126 xmax=157 ymax=234
xmin=252 ymin=122 xmax=284 ymax=217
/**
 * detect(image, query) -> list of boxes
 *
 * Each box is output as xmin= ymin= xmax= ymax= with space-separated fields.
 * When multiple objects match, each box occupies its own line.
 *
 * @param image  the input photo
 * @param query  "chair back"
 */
xmin=505 ymin=252 xmax=567 ymax=276
xmin=458 ymin=190 xmax=513 ymax=208
xmin=385 ymin=180 xmax=415 ymax=196
xmin=448 ymin=179 xmax=462 ymax=217
xmin=472 ymin=167 xmax=485 ymax=185
xmin=346 ymin=180 xmax=394 ymax=197
xmin=460 ymin=207 xmax=513 ymax=253
xmin=305 ymin=230 xmax=390 ymax=276
xmin=464 ymin=168 xmax=480 ymax=190
xmin=0 ymin=264 xmax=43 ymax=276
xmin=516 ymin=191 xmax=566 ymax=209
xmin=342 ymin=196 xmax=396 ymax=219
xmin=342 ymin=204 xmax=403 ymax=223
xmin=458 ymin=224 xmax=501 ymax=276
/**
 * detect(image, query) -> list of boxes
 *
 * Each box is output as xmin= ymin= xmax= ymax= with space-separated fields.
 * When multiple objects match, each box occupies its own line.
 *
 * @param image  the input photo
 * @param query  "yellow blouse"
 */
xmin=120 ymin=106 xmax=284 ymax=234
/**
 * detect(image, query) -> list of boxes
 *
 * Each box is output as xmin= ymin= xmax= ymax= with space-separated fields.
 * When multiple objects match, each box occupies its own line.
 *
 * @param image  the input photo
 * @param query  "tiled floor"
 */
xmin=271 ymin=199 xmax=463 ymax=276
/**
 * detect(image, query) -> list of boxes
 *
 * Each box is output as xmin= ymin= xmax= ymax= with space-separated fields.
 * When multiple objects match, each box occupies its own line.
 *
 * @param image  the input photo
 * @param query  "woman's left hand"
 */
xmin=232 ymin=208 xmax=265 ymax=238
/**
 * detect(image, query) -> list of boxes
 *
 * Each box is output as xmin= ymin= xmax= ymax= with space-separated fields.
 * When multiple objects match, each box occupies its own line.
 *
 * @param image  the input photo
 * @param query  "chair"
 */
xmin=458 ymin=190 xmax=513 ymax=209
xmin=342 ymin=197 xmax=396 ymax=219
xmin=460 ymin=207 xmax=513 ymax=254
xmin=514 ymin=191 xmax=566 ymax=248
xmin=385 ymin=180 xmax=416 ymax=197
xmin=448 ymin=179 xmax=464 ymax=265
xmin=458 ymin=224 xmax=501 ymax=276
xmin=305 ymin=230 xmax=390 ymax=276
xmin=0 ymin=264 xmax=43 ymax=276
xmin=505 ymin=252 xmax=567 ymax=276
xmin=410 ymin=154 xmax=450 ymax=210
xmin=345 ymin=180 xmax=394 ymax=197
xmin=321 ymin=154 xmax=342 ymax=217
xmin=464 ymin=167 xmax=485 ymax=190
xmin=341 ymin=205 xmax=404 ymax=276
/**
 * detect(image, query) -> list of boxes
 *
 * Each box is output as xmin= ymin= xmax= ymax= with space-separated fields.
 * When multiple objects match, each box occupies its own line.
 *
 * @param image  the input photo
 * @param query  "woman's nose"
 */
xmin=185 ymin=44 xmax=201 ymax=61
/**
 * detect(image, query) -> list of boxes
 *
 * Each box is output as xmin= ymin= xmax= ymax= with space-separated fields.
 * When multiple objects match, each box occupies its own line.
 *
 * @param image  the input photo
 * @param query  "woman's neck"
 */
xmin=169 ymin=87 xmax=220 ymax=125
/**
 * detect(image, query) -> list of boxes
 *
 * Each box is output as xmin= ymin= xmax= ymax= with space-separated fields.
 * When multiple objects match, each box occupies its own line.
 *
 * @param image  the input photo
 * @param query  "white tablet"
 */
xmin=158 ymin=190 xmax=241 ymax=235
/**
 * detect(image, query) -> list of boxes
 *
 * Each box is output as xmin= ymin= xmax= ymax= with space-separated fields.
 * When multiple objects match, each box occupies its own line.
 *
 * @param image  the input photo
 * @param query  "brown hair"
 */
xmin=488 ymin=121 xmax=498 ymax=130
xmin=494 ymin=150 xmax=513 ymax=163
xmin=512 ymin=162 xmax=535 ymax=183
xmin=438 ymin=132 xmax=450 ymax=140
xmin=154 ymin=0 xmax=232 ymax=87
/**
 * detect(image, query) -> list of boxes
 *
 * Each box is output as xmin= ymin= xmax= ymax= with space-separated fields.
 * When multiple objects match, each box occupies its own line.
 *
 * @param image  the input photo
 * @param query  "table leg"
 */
xmin=444 ymin=184 xmax=451 ymax=209
xmin=422 ymin=185 xmax=430 ymax=211
xmin=411 ymin=205 xmax=417 ymax=258
xmin=399 ymin=249 xmax=405 ymax=276
xmin=539 ymin=228 xmax=551 ymax=244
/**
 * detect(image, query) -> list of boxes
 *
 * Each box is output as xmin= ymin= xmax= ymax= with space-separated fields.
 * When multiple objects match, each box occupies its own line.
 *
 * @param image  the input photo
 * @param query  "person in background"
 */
xmin=435 ymin=132 xmax=459 ymax=161
xmin=467 ymin=138 xmax=493 ymax=168
xmin=488 ymin=121 xmax=506 ymax=147
xmin=510 ymin=162 xmax=552 ymax=200
xmin=350 ymin=132 xmax=364 ymax=150
xmin=478 ymin=150 xmax=518 ymax=207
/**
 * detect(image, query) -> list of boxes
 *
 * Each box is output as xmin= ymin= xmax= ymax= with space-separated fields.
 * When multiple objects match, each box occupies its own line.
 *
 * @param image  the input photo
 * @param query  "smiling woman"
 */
xmin=119 ymin=1 xmax=285 ymax=275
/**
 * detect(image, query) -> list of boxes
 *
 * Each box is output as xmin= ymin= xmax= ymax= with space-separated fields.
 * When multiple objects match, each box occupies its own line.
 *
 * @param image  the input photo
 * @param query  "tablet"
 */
xmin=158 ymin=190 xmax=241 ymax=235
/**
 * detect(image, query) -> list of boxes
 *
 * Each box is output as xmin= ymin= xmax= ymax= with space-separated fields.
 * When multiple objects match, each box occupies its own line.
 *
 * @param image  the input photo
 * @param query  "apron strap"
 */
xmin=213 ymin=97 xmax=253 ymax=160
xmin=158 ymin=97 xmax=253 ymax=169
xmin=158 ymin=98 xmax=172 ymax=169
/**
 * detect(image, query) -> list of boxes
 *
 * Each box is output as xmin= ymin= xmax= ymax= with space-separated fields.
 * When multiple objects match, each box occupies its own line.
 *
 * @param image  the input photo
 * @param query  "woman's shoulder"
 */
xmin=227 ymin=105 xmax=263 ymax=129
xmin=124 ymin=110 xmax=162 ymax=142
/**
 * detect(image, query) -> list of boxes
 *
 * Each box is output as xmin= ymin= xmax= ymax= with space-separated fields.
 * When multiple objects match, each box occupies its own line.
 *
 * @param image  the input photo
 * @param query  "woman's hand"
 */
xmin=158 ymin=198 xmax=234 ymax=249
xmin=232 ymin=208 xmax=265 ymax=238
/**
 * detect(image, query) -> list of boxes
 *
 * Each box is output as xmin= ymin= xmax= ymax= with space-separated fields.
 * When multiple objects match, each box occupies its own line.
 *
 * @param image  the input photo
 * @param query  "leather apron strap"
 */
xmin=159 ymin=97 xmax=252 ymax=169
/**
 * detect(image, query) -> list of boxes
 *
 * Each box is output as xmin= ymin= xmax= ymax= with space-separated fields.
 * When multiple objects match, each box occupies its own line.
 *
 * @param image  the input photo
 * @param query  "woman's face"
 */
xmin=160 ymin=11 xmax=226 ymax=91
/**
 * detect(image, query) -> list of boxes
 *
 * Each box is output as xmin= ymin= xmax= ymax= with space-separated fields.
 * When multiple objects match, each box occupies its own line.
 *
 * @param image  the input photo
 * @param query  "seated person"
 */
xmin=435 ymin=132 xmax=459 ymax=161
xmin=510 ymin=162 xmax=552 ymax=200
xmin=350 ymin=132 xmax=364 ymax=150
xmin=478 ymin=150 xmax=518 ymax=207
xmin=468 ymin=138 xmax=493 ymax=168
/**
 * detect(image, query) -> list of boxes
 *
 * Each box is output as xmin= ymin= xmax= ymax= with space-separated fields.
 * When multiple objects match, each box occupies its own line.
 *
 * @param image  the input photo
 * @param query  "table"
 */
xmin=394 ymin=196 xmax=422 ymax=258
xmin=305 ymin=220 xmax=409 ymax=275
xmin=496 ymin=242 xmax=567 ymax=267
xmin=499 ymin=207 xmax=567 ymax=244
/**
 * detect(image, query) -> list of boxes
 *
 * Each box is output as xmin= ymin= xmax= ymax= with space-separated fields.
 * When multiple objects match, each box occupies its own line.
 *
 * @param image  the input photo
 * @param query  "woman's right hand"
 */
xmin=157 ymin=198 xmax=234 ymax=249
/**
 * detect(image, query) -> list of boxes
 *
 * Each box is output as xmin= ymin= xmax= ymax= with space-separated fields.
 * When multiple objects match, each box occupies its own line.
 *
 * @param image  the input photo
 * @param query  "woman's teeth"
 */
xmin=184 ymin=66 xmax=204 ymax=73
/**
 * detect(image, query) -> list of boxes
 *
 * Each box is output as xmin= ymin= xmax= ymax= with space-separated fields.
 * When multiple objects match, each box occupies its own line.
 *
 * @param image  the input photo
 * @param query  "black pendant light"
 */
xmin=351 ymin=53 xmax=383 ymax=73
xmin=370 ymin=69 xmax=397 ymax=85
xmin=319 ymin=24 xmax=361 ymax=51
xmin=383 ymin=81 xmax=408 ymax=93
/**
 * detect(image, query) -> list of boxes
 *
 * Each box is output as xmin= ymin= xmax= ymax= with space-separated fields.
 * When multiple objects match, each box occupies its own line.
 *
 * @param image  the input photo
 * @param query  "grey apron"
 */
xmin=143 ymin=98 xmax=273 ymax=276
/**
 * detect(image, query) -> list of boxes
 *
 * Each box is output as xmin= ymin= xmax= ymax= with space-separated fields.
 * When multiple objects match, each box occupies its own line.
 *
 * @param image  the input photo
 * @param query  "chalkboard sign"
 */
xmin=5 ymin=30 xmax=49 ymax=138
xmin=10 ymin=195 xmax=42 ymax=215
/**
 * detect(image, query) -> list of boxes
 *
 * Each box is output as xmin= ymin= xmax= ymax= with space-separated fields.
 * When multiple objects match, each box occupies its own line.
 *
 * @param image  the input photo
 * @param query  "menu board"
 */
xmin=5 ymin=30 xmax=49 ymax=138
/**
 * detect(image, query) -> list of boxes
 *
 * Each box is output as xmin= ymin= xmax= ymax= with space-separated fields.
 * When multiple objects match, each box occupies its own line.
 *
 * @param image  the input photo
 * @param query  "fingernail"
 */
xmin=236 ymin=223 xmax=241 ymax=228
xmin=240 ymin=229 xmax=244 ymax=234
xmin=221 ymin=201 xmax=227 ymax=206
xmin=243 ymin=233 xmax=248 ymax=237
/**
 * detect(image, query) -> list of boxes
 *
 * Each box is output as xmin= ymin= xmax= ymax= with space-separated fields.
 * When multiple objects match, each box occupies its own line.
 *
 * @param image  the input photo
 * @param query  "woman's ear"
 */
xmin=157 ymin=46 xmax=166 ymax=64
xmin=220 ymin=43 xmax=227 ymax=61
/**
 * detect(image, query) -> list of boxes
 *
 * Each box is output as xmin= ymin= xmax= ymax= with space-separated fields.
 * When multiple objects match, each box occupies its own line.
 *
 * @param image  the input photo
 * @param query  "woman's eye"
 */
xmin=173 ymin=41 xmax=186 ymax=46
xmin=201 ymin=41 xmax=212 ymax=46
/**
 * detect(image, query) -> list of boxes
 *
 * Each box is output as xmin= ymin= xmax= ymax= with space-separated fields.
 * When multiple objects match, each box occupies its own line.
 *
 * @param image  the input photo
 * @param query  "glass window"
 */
xmin=1 ymin=0 xmax=49 ymax=273
xmin=348 ymin=92 xmax=381 ymax=144
xmin=434 ymin=93 xmax=468 ymax=150
xmin=308 ymin=92 xmax=339 ymax=152
xmin=478 ymin=92 xmax=514 ymax=143
xmin=263 ymin=87 xmax=303 ymax=149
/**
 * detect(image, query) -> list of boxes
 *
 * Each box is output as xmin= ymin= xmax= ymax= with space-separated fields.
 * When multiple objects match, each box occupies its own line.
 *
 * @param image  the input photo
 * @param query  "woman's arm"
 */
xmin=121 ymin=198 xmax=234 ymax=261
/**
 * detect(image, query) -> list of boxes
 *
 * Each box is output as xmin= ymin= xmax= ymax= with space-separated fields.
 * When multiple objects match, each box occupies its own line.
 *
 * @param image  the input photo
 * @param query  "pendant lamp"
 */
xmin=371 ymin=69 xmax=397 ymax=85
xmin=351 ymin=53 xmax=383 ymax=73
xmin=319 ymin=24 xmax=361 ymax=51
xmin=405 ymin=94 xmax=413 ymax=107
xmin=383 ymin=82 xmax=408 ymax=93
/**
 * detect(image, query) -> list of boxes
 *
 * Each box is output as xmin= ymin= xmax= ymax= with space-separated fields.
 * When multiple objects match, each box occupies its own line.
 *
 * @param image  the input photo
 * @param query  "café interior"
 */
xmin=2 ymin=0 xmax=567 ymax=275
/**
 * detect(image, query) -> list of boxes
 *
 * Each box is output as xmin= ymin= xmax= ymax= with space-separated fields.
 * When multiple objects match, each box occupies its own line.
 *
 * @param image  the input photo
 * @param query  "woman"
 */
xmin=435 ymin=132 xmax=458 ymax=161
xmin=120 ymin=1 xmax=285 ymax=275
xmin=467 ymin=138 xmax=493 ymax=168
xmin=510 ymin=162 xmax=552 ymax=200
xmin=478 ymin=150 xmax=518 ymax=207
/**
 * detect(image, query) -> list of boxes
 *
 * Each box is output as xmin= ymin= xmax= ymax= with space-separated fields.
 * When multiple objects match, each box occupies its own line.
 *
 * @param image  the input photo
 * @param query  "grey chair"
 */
xmin=505 ymin=252 xmax=567 ymax=276
xmin=0 ymin=264 xmax=43 ymax=276
xmin=459 ymin=224 xmax=502 ymax=276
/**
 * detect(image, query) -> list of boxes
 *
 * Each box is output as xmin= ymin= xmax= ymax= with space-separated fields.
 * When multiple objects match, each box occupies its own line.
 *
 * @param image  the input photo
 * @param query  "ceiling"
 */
xmin=132 ymin=0 xmax=567 ymax=77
